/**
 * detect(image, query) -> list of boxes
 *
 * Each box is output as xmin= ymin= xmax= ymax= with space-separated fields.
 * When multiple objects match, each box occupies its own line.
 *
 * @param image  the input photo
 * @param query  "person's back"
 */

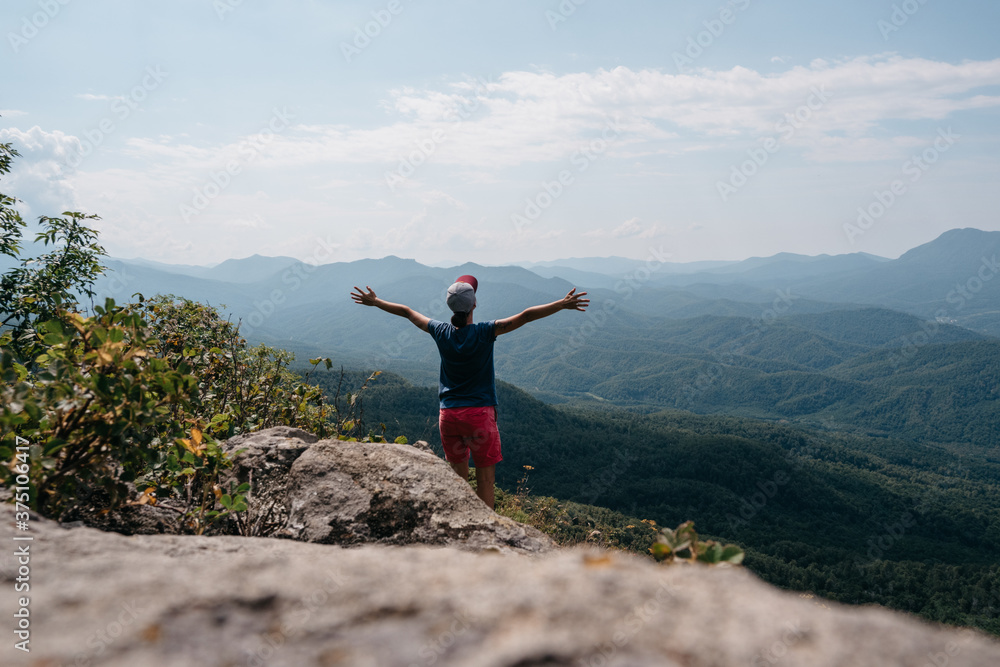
xmin=351 ymin=275 xmax=588 ymax=508
xmin=427 ymin=319 xmax=497 ymax=408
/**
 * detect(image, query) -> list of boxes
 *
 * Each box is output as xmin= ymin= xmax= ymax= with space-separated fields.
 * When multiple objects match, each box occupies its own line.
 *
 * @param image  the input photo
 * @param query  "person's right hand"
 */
xmin=351 ymin=286 xmax=379 ymax=306
xmin=561 ymin=288 xmax=589 ymax=311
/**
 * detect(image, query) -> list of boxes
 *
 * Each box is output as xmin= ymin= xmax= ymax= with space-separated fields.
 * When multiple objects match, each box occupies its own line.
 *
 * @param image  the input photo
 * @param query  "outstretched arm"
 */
xmin=495 ymin=288 xmax=589 ymax=336
xmin=351 ymin=286 xmax=430 ymax=332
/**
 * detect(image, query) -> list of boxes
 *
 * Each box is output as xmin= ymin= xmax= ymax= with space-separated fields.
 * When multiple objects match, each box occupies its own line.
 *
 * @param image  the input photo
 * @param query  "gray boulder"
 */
xmin=224 ymin=427 xmax=553 ymax=554
xmin=219 ymin=425 xmax=319 ymax=536
xmin=2 ymin=505 xmax=998 ymax=667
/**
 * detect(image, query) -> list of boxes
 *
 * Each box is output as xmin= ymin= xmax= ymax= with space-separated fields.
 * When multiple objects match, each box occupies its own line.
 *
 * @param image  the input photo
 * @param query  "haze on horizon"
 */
xmin=2 ymin=0 xmax=999 ymax=268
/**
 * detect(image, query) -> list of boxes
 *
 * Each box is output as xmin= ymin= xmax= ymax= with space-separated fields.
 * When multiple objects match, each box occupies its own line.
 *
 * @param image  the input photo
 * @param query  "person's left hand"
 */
xmin=351 ymin=285 xmax=378 ymax=306
xmin=560 ymin=288 xmax=590 ymax=311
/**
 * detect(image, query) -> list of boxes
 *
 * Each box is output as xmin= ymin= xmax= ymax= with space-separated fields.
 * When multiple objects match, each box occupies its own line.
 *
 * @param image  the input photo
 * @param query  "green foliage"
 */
xmin=0 ymin=211 xmax=106 ymax=361
xmin=0 ymin=149 xmax=359 ymax=532
xmin=137 ymin=295 xmax=336 ymax=441
xmin=138 ymin=422 xmax=247 ymax=535
xmin=0 ymin=300 xmax=199 ymax=517
xmin=303 ymin=366 xmax=410 ymax=443
xmin=494 ymin=483 xmax=662 ymax=553
xmin=497 ymin=488 xmax=745 ymax=566
xmin=1 ymin=143 xmax=25 ymax=260
xmin=650 ymin=520 xmax=745 ymax=565
xmin=1 ymin=149 xmax=208 ymax=521
xmin=0 ymin=290 xmax=379 ymax=529
xmin=488 ymin=308 xmax=1000 ymax=449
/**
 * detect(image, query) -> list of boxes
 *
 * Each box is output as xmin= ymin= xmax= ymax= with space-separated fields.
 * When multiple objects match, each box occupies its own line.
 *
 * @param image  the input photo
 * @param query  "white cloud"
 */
xmin=9 ymin=56 xmax=998 ymax=266
xmin=638 ymin=225 xmax=661 ymax=240
xmin=584 ymin=218 xmax=660 ymax=240
xmin=223 ymin=214 xmax=269 ymax=229
xmin=613 ymin=218 xmax=643 ymax=238
xmin=0 ymin=110 xmax=28 ymax=118
xmin=108 ymin=55 xmax=1000 ymax=181
xmin=0 ymin=126 xmax=81 ymax=218
xmin=76 ymin=93 xmax=119 ymax=102
xmin=0 ymin=126 xmax=80 ymax=164
xmin=419 ymin=189 xmax=468 ymax=210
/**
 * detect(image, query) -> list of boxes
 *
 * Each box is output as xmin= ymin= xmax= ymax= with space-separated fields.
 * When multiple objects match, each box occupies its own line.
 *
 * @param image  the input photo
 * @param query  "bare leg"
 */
xmin=449 ymin=460 xmax=469 ymax=480
xmin=448 ymin=459 xmax=494 ymax=510
xmin=475 ymin=464 xmax=495 ymax=510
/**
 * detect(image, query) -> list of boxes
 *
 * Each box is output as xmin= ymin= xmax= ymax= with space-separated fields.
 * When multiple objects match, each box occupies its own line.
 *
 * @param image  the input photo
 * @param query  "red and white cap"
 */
xmin=455 ymin=274 xmax=478 ymax=292
xmin=447 ymin=275 xmax=478 ymax=313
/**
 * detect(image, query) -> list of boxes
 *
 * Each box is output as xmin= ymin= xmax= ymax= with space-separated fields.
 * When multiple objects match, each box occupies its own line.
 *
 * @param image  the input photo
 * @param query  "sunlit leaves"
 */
xmin=651 ymin=521 xmax=745 ymax=566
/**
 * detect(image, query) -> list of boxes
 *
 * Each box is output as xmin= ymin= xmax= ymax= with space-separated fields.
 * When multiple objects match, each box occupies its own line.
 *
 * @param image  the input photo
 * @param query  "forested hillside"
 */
xmin=489 ymin=307 xmax=1000 ymax=448
xmin=310 ymin=370 xmax=1000 ymax=635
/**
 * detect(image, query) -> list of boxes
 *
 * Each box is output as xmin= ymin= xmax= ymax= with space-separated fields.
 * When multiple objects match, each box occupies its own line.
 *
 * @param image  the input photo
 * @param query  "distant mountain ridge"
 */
xmin=89 ymin=226 xmax=1000 ymax=356
xmin=85 ymin=227 xmax=1000 ymax=448
xmin=516 ymin=256 xmax=738 ymax=275
xmin=205 ymin=254 xmax=302 ymax=284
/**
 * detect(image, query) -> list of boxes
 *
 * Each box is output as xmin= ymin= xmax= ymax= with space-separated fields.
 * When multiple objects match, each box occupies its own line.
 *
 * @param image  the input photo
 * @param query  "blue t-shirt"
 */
xmin=426 ymin=320 xmax=497 ymax=408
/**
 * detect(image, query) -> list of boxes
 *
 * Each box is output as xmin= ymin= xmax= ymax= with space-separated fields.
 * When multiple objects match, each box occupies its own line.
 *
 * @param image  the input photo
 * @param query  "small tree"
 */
xmin=0 ymin=144 xmax=366 ymax=532
xmin=1 ymin=140 xmax=106 ymax=362
xmin=1 ymin=301 xmax=200 ymax=517
xmin=0 ymin=142 xmax=194 ymax=519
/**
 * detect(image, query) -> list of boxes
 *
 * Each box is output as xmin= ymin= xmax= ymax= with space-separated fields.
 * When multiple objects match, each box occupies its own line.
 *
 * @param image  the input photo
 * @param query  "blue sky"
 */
xmin=2 ymin=0 xmax=999 ymax=266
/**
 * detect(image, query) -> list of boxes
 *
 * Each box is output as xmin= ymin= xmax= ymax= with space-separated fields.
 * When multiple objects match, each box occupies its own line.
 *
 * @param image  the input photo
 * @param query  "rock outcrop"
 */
xmin=2 ymin=503 xmax=999 ymax=667
xmin=221 ymin=427 xmax=554 ymax=554
xmin=75 ymin=427 xmax=552 ymax=555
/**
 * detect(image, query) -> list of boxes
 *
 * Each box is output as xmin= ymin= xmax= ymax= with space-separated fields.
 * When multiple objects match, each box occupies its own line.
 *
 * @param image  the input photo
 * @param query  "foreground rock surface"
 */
xmin=2 ymin=505 xmax=998 ymax=667
xmin=222 ymin=427 xmax=553 ymax=554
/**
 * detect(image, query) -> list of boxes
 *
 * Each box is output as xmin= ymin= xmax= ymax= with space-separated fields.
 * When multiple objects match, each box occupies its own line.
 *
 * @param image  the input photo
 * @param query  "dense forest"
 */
xmin=489 ymin=308 xmax=1000 ymax=449
xmin=310 ymin=369 xmax=1000 ymax=635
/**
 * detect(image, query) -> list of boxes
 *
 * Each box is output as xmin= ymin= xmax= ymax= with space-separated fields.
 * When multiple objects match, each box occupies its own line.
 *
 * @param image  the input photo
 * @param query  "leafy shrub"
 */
xmin=0 ymin=150 xmax=105 ymax=365
xmin=0 ymin=293 xmax=365 ymax=530
xmin=0 ymin=145 xmax=370 ymax=532
xmin=135 ymin=295 xmax=336 ymax=441
xmin=651 ymin=520 xmax=745 ymax=565
xmin=494 ymin=476 xmax=663 ymax=553
xmin=0 ymin=299 xmax=200 ymax=518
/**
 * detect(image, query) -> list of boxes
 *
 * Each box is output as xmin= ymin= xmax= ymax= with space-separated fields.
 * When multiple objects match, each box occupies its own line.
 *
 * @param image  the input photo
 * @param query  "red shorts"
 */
xmin=439 ymin=406 xmax=502 ymax=468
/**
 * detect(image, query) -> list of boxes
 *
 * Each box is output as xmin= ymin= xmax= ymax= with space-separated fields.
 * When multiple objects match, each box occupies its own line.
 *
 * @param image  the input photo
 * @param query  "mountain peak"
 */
xmin=898 ymin=228 xmax=1000 ymax=264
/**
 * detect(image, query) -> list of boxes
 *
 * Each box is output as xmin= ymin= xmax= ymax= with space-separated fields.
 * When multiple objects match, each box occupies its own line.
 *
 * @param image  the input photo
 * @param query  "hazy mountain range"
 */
xmin=90 ymin=226 xmax=1000 ymax=344
xmin=79 ymin=227 xmax=1000 ymax=448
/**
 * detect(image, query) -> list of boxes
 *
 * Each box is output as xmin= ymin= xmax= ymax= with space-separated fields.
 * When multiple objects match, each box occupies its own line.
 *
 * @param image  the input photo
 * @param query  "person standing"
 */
xmin=350 ymin=275 xmax=589 ymax=509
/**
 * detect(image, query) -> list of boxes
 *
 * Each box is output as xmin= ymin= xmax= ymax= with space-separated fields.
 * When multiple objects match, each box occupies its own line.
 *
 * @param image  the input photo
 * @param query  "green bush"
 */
xmin=1 ymin=301 xmax=199 ymax=518
xmin=0 ymin=293 xmax=361 ymax=530
xmin=651 ymin=520 xmax=745 ymax=565
xmin=0 ymin=144 xmax=366 ymax=532
xmin=136 ymin=295 xmax=336 ymax=441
